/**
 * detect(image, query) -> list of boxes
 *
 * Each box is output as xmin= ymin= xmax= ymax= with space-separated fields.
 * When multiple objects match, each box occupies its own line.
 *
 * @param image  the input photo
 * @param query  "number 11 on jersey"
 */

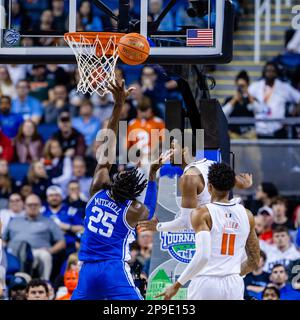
xmin=221 ymin=233 xmax=236 ymax=256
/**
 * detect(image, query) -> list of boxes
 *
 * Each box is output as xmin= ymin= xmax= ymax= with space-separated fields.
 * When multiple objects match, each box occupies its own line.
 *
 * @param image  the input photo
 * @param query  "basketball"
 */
xmin=118 ymin=33 xmax=150 ymax=65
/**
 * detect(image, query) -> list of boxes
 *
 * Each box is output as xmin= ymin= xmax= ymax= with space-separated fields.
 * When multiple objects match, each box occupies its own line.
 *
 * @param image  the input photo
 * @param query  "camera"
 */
xmin=186 ymin=0 xmax=209 ymax=18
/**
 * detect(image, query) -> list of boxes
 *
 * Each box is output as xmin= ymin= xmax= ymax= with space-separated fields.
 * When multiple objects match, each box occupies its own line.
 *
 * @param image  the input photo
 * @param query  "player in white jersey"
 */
xmin=139 ymin=140 xmax=253 ymax=232
xmin=157 ymin=163 xmax=260 ymax=300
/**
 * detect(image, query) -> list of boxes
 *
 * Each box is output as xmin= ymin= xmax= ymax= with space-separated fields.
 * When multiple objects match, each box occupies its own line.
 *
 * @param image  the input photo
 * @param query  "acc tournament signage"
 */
xmin=160 ymin=231 xmax=196 ymax=264
xmin=146 ymin=150 xmax=221 ymax=300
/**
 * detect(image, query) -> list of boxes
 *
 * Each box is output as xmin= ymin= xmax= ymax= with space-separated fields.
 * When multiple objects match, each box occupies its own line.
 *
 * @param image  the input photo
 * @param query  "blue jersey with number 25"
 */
xmin=79 ymin=189 xmax=136 ymax=262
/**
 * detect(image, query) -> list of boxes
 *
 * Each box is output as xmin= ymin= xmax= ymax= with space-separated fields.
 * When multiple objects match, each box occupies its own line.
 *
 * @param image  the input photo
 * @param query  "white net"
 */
xmin=65 ymin=33 xmax=120 ymax=97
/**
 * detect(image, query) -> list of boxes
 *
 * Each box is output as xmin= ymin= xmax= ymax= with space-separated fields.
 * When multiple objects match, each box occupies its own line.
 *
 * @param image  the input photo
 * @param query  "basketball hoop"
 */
xmin=64 ymin=32 xmax=125 ymax=96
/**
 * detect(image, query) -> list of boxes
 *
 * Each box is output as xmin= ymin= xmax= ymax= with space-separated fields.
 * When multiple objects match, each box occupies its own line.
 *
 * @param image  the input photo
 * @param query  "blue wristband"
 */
xmin=143 ymin=180 xmax=157 ymax=220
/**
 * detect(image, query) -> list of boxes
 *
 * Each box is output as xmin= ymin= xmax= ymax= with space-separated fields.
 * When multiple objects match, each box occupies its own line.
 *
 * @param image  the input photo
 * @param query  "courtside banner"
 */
xmin=146 ymin=150 xmax=222 ymax=300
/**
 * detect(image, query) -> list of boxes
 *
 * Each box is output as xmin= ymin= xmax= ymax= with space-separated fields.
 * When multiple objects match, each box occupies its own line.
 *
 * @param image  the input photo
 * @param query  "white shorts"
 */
xmin=187 ymin=274 xmax=244 ymax=300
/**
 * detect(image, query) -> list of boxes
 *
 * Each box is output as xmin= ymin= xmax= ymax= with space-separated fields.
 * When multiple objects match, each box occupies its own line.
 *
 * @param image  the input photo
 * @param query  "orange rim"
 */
xmin=64 ymin=32 xmax=126 ymax=56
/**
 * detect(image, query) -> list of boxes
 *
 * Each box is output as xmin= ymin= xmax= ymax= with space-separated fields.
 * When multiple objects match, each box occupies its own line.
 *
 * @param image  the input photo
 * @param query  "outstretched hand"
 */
xmin=107 ymin=79 xmax=135 ymax=106
xmin=150 ymin=150 xmax=174 ymax=173
xmin=138 ymin=217 xmax=159 ymax=232
xmin=235 ymin=173 xmax=253 ymax=189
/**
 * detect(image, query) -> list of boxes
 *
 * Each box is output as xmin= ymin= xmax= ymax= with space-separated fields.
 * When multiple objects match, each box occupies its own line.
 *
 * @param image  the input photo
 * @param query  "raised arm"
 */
xmin=138 ymin=169 xmax=202 ymax=232
xmin=156 ymin=207 xmax=212 ymax=300
xmin=89 ymin=80 xmax=134 ymax=196
xmin=240 ymin=209 xmax=260 ymax=276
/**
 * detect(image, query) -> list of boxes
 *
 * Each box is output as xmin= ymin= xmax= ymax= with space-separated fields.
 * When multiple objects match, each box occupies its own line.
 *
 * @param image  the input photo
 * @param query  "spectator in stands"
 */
xmin=0 ymin=129 xmax=14 ymax=163
xmin=256 ymin=182 xmax=278 ymax=243
xmin=0 ymin=265 xmax=4 ymax=300
xmin=14 ymin=120 xmax=44 ymax=164
xmin=264 ymin=226 xmax=300 ymax=273
xmin=256 ymin=182 xmax=278 ymax=214
xmin=26 ymin=279 xmax=49 ymax=300
xmin=249 ymin=62 xmax=300 ymax=138
xmin=11 ymin=0 xmax=32 ymax=32
xmin=271 ymin=196 xmax=295 ymax=231
xmin=137 ymin=231 xmax=153 ymax=268
xmin=149 ymin=0 xmax=174 ymax=31
xmin=244 ymin=250 xmax=270 ymax=299
xmin=128 ymin=241 xmax=143 ymax=274
xmin=51 ymin=0 xmax=67 ymax=32
xmin=54 ymin=252 xmax=79 ymax=297
xmin=43 ymin=138 xmax=72 ymax=187
xmin=8 ymin=275 xmax=28 ymax=300
xmin=42 ymin=185 xmax=84 ymax=255
xmin=92 ymin=93 xmax=114 ymax=125
xmin=127 ymin=99 xmax=165 ymax=163
xmin=79 ymin=1 xmax=103 ymax=31
xmin=255 ymin=215 xmax=273 ymax=254
xmin=27 ymin=65 xmax=55 ymax=102
xmin=140 ymin=66 xmax=167 ymax=117
xmin=0 ymin=95 xmax=23 ymax=139
xmin=21 ymin=0 xmax=49 ymax=26
xmin=0 ymin=193 xmax=25 ymax=235
xmin=45 ymin=84 xmax=75 ymax=124
xmin=56 ymin=270 xmax=78 ymax=300
xmin=268 ymin=264 xmax=300 ymax=300
xmin=6 ymin=65 xmax=27 ymax=87
xmin=0 ymin=160 xmax=15 ymax=208
xmin=223 ymin=71 xmax=263 ymax=139
xmin=46 ymin=65 xmax=70 ymax=86
xmin=37 ymin=10 xmax=56 ymax=47
xmin=24 ymin=160 xmax=51 ymax=201
xmin=72 ymin=100 xmax=101 ymax=146
xmin=46 ymin=281 xmax=55 ymax=300
xmin=129 ymin=82 xmax=144 ymax=109
xmin=12 ymin=80 xmax=43 ymax=124
xmin=3 ymin=194 xmax=65 ymax=280
xmin=63 ymin=181 xmax=86 ymax=219
xmin=0 ymin=66 xmax=16 ymax=99
xmin=71 ymin=157 xmax=92 ymax=201
xmin=262 ymin=285 xmax=280 ymax=300
xmin=52 ymin=112 xmax=86 ymax=157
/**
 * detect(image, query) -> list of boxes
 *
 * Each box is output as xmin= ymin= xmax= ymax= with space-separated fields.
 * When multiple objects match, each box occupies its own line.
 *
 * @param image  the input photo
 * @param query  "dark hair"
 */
xmin=68 ymin=179 xmax=80 ymax=186
xmin=236 ymin=70 xmax=250 ymax=84
xmin=260 ymin=250 xmax=267 ymax=262
xmin=79 ymin=0 xmax=93 ymax=24
xmin=271 ymin=263 xmax=287 ymax=273
xmin=272 ymin=225 xmax=289 ymax=235
xmin=26 ymin=279 xmax=49 ymax=294
xmin=15 ymin=119 xmax=42 ymax=143
xmin=208 ymin=163 xmax=236 ymax=192
xmin=262 ymin=61 xmax=280 ymax=79
xmin=261 ymin=182 xmax=278 ymax=199
xmin=262 ymin=285 xmax=280 ymax=299
xmin=0 ymin=95 xmax=11 ymax=103
xmin=109 ymin=168 xmax=147 ymax=203
xmin=271 ymin=196 xmax=287 ymax=208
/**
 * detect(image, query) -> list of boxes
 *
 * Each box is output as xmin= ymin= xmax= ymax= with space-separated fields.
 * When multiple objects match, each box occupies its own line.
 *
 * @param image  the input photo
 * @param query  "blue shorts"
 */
xmin=71 ymin=260 xmax=143 ymax=300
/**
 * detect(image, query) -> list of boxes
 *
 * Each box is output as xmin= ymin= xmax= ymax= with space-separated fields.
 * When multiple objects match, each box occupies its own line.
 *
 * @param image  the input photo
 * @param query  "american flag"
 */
xmin=186 ymin=29 xmax=214 ymax=47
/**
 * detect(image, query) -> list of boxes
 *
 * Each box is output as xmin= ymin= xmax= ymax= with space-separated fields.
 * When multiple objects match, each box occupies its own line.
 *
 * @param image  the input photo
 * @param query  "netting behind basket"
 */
xmin=65 ymin=34 xmax=119 ymax=96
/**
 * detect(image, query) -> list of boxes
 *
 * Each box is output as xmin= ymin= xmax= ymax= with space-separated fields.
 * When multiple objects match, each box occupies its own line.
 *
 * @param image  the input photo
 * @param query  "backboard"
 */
xmin=0 ymin=0 xmax=233 ymax=64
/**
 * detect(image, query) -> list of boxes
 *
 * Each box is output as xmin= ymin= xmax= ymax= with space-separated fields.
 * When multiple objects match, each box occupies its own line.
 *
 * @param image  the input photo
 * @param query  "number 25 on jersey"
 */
xmin=88 ymin=206 xmax=117 ymax=238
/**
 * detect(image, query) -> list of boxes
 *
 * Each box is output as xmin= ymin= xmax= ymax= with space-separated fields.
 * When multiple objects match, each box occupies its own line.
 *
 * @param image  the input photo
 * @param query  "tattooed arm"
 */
xmin=240 ymin=209 xmax=260 ymax=276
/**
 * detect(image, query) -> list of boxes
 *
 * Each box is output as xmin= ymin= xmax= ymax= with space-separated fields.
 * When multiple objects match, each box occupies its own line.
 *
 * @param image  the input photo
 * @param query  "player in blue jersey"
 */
xmin=71 ymin=80 xmax=171 ymax=300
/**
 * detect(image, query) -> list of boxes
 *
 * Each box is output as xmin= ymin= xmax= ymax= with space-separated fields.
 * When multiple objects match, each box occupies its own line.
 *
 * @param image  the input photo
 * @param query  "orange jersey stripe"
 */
xmin=228 ymin=234 xmax=236 ymax=256
xmin=221 ymin=233 xmax=228 ymax=255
